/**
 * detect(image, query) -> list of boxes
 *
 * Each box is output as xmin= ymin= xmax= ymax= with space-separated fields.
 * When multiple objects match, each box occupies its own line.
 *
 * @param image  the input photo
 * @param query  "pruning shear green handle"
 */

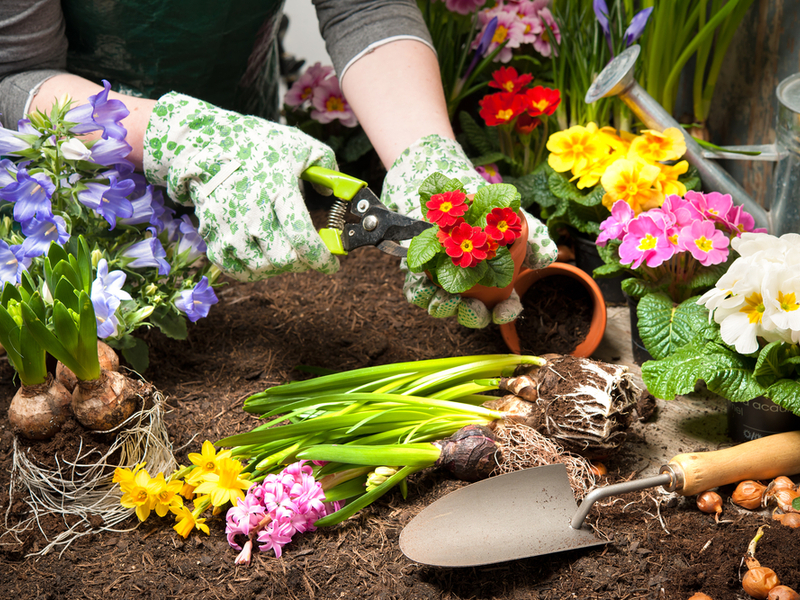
xmin=301 ymin=166 xmax=432 ymax=258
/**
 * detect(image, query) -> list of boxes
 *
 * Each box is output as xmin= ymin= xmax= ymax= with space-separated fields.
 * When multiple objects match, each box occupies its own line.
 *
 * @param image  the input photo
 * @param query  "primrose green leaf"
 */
xmin=754 ymin=341 xmax=789 ymax=386
xmin=636 ymin=293 xmax=708 ymax=360
xmin=765 ymin=379 xmax=800 ymax=414
xmin=548 ymin=172 xmax=585 ymax=201
xmin=511 ymin=166 xmax=559 ymax=210
xmin=468 ymin=184 xmax=521 ymax=224
xmin=150 ymin=306 xmax=188 ymax=340
xmin=477 ymin=247 xmax=514 ymax=289
xmin=436 ymin=259 xmax=486 ymax=294
xmin=406 ymin=227 xmax=441 ymax=272
xmin=340 ymin=128 xmax=373 ymax=163
xmin=418 ymin=173 xmax=463 ymax=208
xmin=470 ymin=152 xmax=506 ymax=167
xmin=621 ymin=277 xmax=656 ymax=299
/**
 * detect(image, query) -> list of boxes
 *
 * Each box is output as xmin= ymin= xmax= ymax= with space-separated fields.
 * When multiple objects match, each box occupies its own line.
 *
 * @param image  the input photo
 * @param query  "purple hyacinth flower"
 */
xmin=174 ymin=215 xmax=207 ymax=264
xmin=0 ymin=126 xmax=31 ymax=156
xmin=624 ymin=7 xmax=653 ymax=46
xmin=77 ymin=175 xmax=135 ymax=230
xmin=20 ymin=215 xmax=70 ymax=258
xmin=122 ymin=236 xmax=171 ymax=275
xmin=64 ymin=80 xmax=130 ymax=141
xmin=175 ymin=276 xmax=218 ymax=322
xmin=119 ymin=185 xmax=172 ymax=232
xmin=0 ymin=241 xmax=30 ymax=287
xmin=0 ymin=169 xmax=55 ymax=224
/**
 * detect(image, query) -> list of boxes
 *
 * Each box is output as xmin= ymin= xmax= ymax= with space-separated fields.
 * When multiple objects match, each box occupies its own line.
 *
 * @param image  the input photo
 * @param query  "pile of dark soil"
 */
xmin=0 ymin=209 xmax=797 ymax=600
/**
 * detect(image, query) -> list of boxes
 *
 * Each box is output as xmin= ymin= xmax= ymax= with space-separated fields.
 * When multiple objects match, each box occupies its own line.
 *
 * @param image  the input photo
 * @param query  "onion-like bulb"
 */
xmin=742 ymin=566 xmax=780 ymax=600
xmin=773 ymin=512 xmax=800 ymax=528
xmin=696 ymin=491 xmax=723 ymax=522
xmin=688 ymin=593 xmax=714 ymax=600
xmin=732 ymin=480 xmax=768 ymax=510
xmin=765 ymin=488 xmax=800 ymax=513
xmin=767 ymin=585 xmax=800 ymax=600
xmin=767 ymin=476 xmax=797 ymax=495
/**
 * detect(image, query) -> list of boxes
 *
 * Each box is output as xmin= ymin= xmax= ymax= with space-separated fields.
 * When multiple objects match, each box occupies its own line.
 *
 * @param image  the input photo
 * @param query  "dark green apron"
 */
xmin=62 ymin=0 xmax=285 ymax=121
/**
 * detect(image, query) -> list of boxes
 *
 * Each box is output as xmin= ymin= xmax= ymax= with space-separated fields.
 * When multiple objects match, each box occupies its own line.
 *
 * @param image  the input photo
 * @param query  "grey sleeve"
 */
xmin=0 ymin=0 xmax=68 ymax=128
xmin=313 ymin=0 xmax=433 ymax=80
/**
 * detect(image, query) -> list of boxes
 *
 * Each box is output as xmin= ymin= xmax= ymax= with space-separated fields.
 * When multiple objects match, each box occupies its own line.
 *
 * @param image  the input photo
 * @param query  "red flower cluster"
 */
xmin=425 ymin=191 xmax=522 ymax=269
xmin=478 ymin=67 xmax=561 ymax=134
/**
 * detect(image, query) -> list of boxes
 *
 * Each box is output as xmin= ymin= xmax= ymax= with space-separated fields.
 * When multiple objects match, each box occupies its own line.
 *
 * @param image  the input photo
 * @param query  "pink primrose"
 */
xmin=476 ymin=163 xmax=503 ymax=184
xmin=618 ymin=215 xmax=674 ymax=269
xmin=677 ymin=220 xmax=730 ymax=266
xmin=532 ymin=8 xmax=561 ymax=57
xmin=442 ymin=0 xmax=486 ymax=15
xmin=661 ymin=194 xmax=703 ymax=228
xmin=596 ymin=200 xmax=635 ymax=246
xmin=310 ymin=77 xmax=358 ymax=127
xmin=476 ymin=6 xmax=527 ymax=63
xmin=284 ymin=63 xmax=333 ymax=108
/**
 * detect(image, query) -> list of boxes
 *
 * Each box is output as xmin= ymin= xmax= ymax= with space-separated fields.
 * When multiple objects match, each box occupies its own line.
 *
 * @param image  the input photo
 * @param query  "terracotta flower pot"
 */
xmin=456 ymin=212 xmax=530 ymax=310
xmin=499 ymin=262 xmax=607 ymax=358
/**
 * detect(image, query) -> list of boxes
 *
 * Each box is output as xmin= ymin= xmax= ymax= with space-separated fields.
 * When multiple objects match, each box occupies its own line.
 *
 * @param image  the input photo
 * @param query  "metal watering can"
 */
xmin=585 ymin=44 xmax=800 ymax=235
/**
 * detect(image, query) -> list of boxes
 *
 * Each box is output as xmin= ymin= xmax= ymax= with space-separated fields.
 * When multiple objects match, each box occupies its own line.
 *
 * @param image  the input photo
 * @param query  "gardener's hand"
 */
xmin=381 ymin=134 xmax=557 ymax=328
xmin=143 ymin=93 xmax=339 ymax=281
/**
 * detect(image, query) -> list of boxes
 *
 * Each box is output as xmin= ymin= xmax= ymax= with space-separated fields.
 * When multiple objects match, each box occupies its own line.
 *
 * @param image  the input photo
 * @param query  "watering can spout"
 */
xmin=585 ymin=45 xmax=772 ymax=233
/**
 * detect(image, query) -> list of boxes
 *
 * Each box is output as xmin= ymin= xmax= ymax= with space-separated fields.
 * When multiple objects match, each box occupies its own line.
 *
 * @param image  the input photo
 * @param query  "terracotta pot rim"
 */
xmin=499 ymin=262 xmax=607 ymax=358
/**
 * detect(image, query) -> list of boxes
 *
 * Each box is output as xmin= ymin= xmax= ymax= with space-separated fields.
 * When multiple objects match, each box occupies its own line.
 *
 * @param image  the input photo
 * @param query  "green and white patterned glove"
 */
xmin=381 ymin=134 xmax=557 ymax=328
xmin=143 ymin=92 xmax=339 ymax=281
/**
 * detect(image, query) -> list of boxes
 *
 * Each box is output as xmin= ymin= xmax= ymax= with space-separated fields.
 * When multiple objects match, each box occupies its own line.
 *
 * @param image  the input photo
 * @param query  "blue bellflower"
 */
xmin=92 ymin=258 xmax=132 ymax=305
xmin=0 ymin=241 xmax=30 ymax=287
xmin=121 ymin=236 xmax=171 ymax=275
xmin=77 ymin=175 xmax=135 ymax=229
xmin=119 ymin=185 xmax=172 ymax=232
xmin=20 ymin=215 xmax=70 ymax=258
xmin=88 ymin=137 xmax=134 ymax=168
xmin=174 ymin=215 xmax=207 ymax=265
xmin=90 ymin=287 xmax=122 ymax=338
xmin=64 ymin=80 xmax=130 ymax=141
xmin=0 ymin=126 xmax=31 ymax=156
xmin=175 ymin=276 xmax=218 ymax=323
xmin=0 ymin=169 xmax=55 ymax=224
xmin=90 ymin=259 xmax=131 ymax=338
xmin=0 ymin=159 xmax=19 ymax=188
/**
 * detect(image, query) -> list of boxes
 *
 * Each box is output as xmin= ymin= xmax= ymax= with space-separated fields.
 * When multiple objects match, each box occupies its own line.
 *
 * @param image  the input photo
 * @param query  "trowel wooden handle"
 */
xmin=668 ymin=431 xmax=800 ymax=496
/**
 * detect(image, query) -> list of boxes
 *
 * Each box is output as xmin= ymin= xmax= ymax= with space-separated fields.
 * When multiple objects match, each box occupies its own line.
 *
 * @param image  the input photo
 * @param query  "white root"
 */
xmin=1 ymin=388 xmax=176 ymax=557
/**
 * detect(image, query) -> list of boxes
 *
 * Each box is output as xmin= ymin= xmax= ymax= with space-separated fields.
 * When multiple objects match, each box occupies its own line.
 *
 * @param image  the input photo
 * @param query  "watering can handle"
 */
xmin=701 ymin=143 xmax=788 ymax=162
xmin=665 ymin=430 xmax=800 ymax=496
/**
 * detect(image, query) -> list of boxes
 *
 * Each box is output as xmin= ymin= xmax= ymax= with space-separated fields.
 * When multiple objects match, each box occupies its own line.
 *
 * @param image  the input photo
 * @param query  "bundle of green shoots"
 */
xmin=218 ymin=354 xmax=624 ymax=527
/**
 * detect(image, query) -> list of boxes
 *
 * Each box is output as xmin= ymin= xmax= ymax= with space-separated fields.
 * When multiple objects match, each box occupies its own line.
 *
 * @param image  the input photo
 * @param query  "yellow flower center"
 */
xmin=440 ymin=201 xmax=453 ymax=213
xmin=497 ymin=221 xmax=509 ymax=232
xmin=496 ymin=109 xmax=514 ymax=121
xmin=638 ymin=234 xmax=657 ymax=251
xmin=302 ymin=86 xmax=313 ymax=99
xmin=485 ymin=165 xmax=497 ymax=176
xmin=741 ymin=293 xmax=765 ymax=324
xmin=503 ymin=82 xmax=514 ymax=92
xmin=626 ymin=183 xmax=640 ymax=195
xmin=531 ymin=99 xmax=548 ymax=111
xmin=779 ymin=291 xmax=799 ymax=312
xmin=135 ymin=489 xmax=148 ymax=503
xmin=325 ymin=96 xmax=345 ymax=112
xmin=694 ymin=236 xmax=713 ymax=253
xmin=492 ymin=26 xmax=508 ymax=44
xmin=668 ymin=234 xmax=679 ymax=245
xmin=460 ymin=240 xmax=474 ymax=253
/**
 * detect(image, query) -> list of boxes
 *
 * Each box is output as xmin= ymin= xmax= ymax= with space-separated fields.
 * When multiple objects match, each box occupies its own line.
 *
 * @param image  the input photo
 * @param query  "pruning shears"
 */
xmin=301 ymin=166 xmax=433 ymax=258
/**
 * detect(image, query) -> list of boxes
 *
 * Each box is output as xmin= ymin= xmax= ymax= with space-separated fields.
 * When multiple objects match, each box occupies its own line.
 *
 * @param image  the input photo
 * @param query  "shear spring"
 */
xmin=327 ymin=199 xmax=348 ymax=230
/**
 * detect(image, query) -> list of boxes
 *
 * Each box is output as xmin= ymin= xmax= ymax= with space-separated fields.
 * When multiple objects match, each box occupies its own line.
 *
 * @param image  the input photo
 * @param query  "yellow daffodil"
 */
xmin=546 ymin=123 xmax=609 ymax=174
xmin=180 ymin=481 xmax=196 ymax=500
xmin=600 ymin=158 xmax=663 ymax=213
xmin=655 ymin=160 xmax=689 ymax=197
xmin=113 ymin=462 xmax=146 ymax=487
xmin=192 ymin=457 xmax=252 ymax=507
xmin=171 ymin=505 xmax=210 ymax=538
xmin=150 ymin=473 xmax=184 ymax=517
xmin=119 ymin=467 xmax=160 ymax=522
xmin=628 ymin=127 xmax=686 ymax=162
xmin=186 ymin=440 xmax=231 ymax=485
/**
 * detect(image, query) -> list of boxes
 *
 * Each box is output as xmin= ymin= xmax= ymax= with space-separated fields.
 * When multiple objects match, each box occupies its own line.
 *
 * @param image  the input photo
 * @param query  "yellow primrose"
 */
xmin=192 ymin=457 xmax=253 ymax=507
xmin=171 ymin=505 xmax=210 ymax=538
xmin=571 ymin=148 xmax=625 ymax=189
xmin=186 ymin=440 xmax=231 ymax=484
xmin=151 ymin=473 xmax=184 ymax=517
xmin=546 ymin=123 xmax=609 ymax=175
xmin=119 ymin=467 xmax=160 ymax=522
xmin=598 ymin=126 xmax=632 ymax=154
xmin=655 ymin=160 xmax=689 ymax=197
xmin=628 ymin=127 xmax=686 ymax=162
xmin=600 ymin=158 xmax=663 ymax=214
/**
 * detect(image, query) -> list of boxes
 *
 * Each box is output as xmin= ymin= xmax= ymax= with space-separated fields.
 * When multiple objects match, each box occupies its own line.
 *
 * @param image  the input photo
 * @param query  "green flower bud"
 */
xmin=6 ymin=300 xmax=23 ymax=327
xmin=144 ymin=283 xmax=159 ymax=296
xmin=91 ymin=249 xmax=103 ymax=267
xmin=365 ymin=466 xmax=397 ymax=492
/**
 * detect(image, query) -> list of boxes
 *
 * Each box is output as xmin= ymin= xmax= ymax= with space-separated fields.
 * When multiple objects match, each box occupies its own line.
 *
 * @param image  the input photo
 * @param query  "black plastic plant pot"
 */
xmin=572 ymin=234 xmax=628 ymax=305
xmin=625 ymin=293 xmax=653 ymax=366
xmin=727 ymin=397 xmax=800 ymax=443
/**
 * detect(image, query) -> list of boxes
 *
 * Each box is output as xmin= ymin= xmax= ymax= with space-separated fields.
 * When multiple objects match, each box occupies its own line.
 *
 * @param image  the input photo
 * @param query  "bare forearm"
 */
xmin=29 ymin=73 xmax=155 ymax=170
xmin=341 ymin=39 xmax=454 ymax=169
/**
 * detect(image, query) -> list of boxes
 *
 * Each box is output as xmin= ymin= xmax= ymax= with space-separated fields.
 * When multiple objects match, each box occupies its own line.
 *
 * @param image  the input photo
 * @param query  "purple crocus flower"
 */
xmin=175 ymin=276 xmax=218 ymax=322
xmin=121 ymin=235 xmax=171 ymax=275
xmin=20 ymin=215 xmax=70 ymax=257
xmin=624 ymin=7 xmax=653 ymax=46
xmin=463 ymin=16 xmax=498 ymax=82
xmin=0 ymin=241 xmax=30 ymax=286
xmin=173 ymin=215 xmax=207 ymax=264
xmin=119 ymin=185 xmax=172 ymax=232
xmin=0 ymin=169 xmax=55 ymax=224
xmin=64 ymin=80 xmax=130 ymax=141
xmin=593 ymin=0 xmax=614 ymax=55
xmin=77 ymin=175 xmax=135 ymax=230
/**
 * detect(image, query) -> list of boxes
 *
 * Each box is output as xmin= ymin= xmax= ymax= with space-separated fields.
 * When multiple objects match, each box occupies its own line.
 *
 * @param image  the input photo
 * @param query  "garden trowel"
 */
xmin=400 ymin=430 xmax=800 ymax=567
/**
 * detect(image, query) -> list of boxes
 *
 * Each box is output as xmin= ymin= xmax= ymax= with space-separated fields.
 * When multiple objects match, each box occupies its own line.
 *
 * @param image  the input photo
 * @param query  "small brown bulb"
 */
xmin=697 ymin=491 xmax=723 ymax=521
xmin=773 ymin=512 xmax=800 ymax=528
xmin=767 ymin=476 xmax=797 ymax=494
xmin=687 ymin=593 xmax=715 ymax=600
xmin=768 ymin=585 xmax=800 ymax=600
xmin=732 ymin=480 xmax=768 ymax=510
xmin=742 ymin=566 xmax=780 ymax=599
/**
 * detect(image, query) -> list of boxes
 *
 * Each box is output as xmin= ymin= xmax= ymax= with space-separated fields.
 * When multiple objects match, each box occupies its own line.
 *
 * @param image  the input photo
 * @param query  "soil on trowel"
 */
xmin=2 ymin=208 xmax=800 ymax=600
xmin=516 ymin=274 xmax=593 ymax=356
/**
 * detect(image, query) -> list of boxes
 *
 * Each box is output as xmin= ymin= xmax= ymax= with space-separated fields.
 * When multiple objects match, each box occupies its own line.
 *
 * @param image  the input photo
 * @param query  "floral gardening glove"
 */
xmin=381 ymin=134 xmax=557 ymax=328
xmin=143 ymin=92 xmax=339 ymax=281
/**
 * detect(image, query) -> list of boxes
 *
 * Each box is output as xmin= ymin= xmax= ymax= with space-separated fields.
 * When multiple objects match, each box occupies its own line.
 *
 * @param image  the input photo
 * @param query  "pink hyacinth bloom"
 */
xmin=532 ymin=8 xmax=561 ymax=57
xmin=476 ymin=163 xmax=503 ymax=183
xmin=596 ymin=200 xmax=635 ymax=246
xmin=310 ymin=78 xmax=359 ymax=127
xmin=225 ymin=494 xmax=267 ymax=550
xmin=442 ymin=0 xmax=486 ymax=15
xmin=476 ymin=6 xmax=527 ymax=63
xmin=256 ymin=508 xmax=296 ymax=559
xmin=677 ymin=220 xmax=730 ymax=266
xmin=618 ymin=215 xmax=674 ymax=269
xmin=284 ymin=63 xmax=332 ymax=108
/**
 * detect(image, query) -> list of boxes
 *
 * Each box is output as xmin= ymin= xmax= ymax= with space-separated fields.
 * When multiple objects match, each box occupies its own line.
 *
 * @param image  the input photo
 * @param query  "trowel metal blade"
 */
xmin=399 ymin=464 xmax=606 ymax=567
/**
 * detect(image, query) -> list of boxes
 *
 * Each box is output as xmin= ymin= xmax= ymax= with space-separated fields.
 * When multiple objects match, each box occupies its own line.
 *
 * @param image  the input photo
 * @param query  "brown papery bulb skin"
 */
xmin=767 ymin=488 xmax=800 ymax=513
xmin=688 ymin=593 xmax=715 ymax=600
xmin=773 ymin=512 xmax=800 ymax=528
xmin=742 ymin=567 xmax=780 ymax=600
xmin=768 ymin=585 xmax=800 ymax=600
xmin=768 ymin=476 xmax=797 ymax=494
xmin=733 ymin=480 xmax=768 ymax=510
xmin=697 ymin=491 xmax=723 ymax=515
